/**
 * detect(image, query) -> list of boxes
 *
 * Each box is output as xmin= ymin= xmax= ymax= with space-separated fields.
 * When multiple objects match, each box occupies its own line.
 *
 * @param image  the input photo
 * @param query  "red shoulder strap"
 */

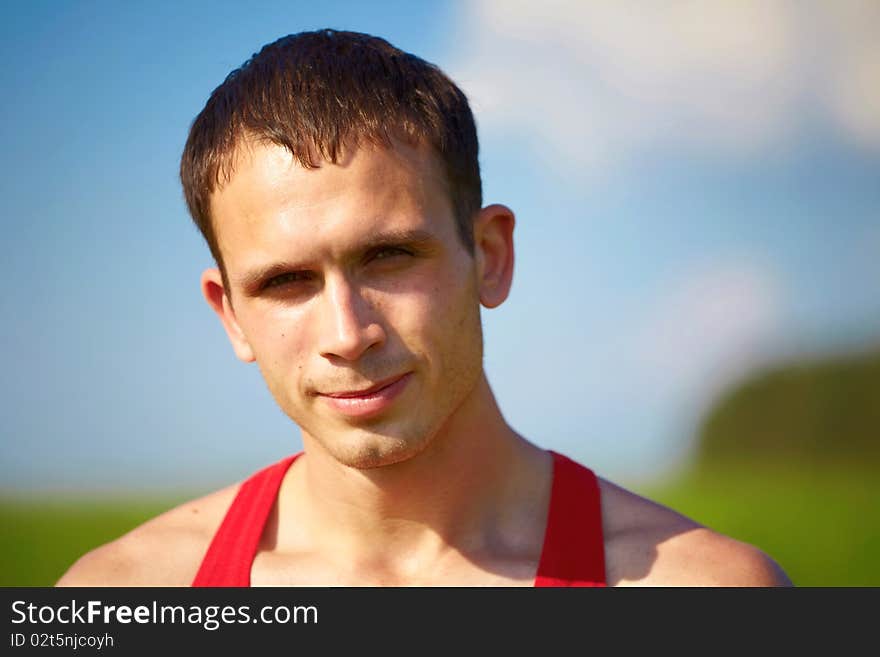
xmin=194 ymin=450 xmax=603 ymax=587
xmin=533 ymin=451 xmax=607 ymax=587
xmin=192 ymin=453 xmax=301 ymax=587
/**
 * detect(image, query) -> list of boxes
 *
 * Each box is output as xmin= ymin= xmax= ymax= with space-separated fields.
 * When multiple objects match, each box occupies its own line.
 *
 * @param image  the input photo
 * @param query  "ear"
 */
xmin=473 ymin=204 xmax=515 ymax=309
xmin=201 ymin=267 xmax=256 ymax=363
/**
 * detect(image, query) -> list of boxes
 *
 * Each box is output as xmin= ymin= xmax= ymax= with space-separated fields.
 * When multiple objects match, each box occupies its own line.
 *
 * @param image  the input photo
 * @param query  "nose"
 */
xmin=317 ymin=273 xmax=385 ymax=362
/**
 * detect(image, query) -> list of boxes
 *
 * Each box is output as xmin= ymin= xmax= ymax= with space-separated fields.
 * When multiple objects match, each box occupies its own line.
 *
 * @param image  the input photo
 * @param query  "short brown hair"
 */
xmin=180 ymin=29 xmax=482 ymax=277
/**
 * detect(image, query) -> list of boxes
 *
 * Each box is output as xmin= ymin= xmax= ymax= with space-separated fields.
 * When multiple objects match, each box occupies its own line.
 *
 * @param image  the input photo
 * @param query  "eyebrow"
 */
xmin=233 ymin=228 xmax=440 ymax=293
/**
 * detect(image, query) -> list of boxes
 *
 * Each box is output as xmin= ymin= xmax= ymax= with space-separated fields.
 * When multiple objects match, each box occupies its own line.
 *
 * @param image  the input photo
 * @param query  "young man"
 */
xmin=58 ymin=30 xmax=791 ymax=587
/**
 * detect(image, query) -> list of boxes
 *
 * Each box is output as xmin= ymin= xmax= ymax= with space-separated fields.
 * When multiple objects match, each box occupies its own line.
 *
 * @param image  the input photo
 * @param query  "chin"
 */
xmin=318 ymin=423 xmax=435 ymax=470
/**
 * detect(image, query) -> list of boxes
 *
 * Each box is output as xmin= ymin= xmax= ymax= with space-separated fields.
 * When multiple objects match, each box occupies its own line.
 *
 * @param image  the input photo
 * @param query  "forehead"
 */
xmin=209 ymin=137 xmax=454 ymax=272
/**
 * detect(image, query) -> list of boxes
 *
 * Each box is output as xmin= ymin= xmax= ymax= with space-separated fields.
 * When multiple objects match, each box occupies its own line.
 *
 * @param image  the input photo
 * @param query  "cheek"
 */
xmin=240 ymin=306 xmax=310 ymax=388
xmin=392 ymin=266 xmax=481 ymax=371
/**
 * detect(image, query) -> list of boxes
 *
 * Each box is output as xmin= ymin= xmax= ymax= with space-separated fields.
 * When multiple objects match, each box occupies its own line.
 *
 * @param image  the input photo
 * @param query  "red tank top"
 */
xmin=192 ymin=450 xmax=606 ymax=587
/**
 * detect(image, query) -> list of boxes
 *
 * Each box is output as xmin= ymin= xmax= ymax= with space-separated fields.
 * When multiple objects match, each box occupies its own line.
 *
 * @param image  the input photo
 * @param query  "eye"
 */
xmin=370 ymin=246 xmax=411 ymax=262
xmin=263 ymin=271 xmax=311 ymax=289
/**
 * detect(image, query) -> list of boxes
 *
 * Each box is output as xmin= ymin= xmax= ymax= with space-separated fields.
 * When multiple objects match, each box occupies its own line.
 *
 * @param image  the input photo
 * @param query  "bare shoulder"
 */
xmin=598 ymin=477 xmax=792 ymax=587
xmin=55 ymin=483 xmax=240 ymax=587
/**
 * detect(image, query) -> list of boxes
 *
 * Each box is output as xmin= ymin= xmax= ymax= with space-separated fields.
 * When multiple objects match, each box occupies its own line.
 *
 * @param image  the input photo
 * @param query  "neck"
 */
xmin=286 ymin=373 xmax=550 ymax=576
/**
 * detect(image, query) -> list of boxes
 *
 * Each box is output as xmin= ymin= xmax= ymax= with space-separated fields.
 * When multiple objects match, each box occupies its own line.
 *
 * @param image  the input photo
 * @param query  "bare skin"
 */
xmin=55 ymin=455 xmax=791 ymax=587
xmin=57 ymin=139 xmax=791 ymax=587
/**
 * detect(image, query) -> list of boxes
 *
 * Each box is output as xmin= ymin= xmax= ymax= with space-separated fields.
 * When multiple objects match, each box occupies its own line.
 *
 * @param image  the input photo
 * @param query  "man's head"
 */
xmin=180 ymin=29 xmax=482 ymax=284
xmin=181 ymin=30 xmax=515 ymax=469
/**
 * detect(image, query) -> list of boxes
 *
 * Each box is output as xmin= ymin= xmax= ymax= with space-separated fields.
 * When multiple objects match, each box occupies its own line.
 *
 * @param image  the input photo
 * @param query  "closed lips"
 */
xmin=320 ymin=373 xmax=408 ymax=398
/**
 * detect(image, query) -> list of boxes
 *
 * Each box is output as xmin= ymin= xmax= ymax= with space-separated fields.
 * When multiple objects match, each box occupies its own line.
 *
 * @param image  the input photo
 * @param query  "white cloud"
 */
xmin=623 ymin=259 xmax=786 ymax=429
xmin=484 ymin=256 xmax=788 ymax=481
xmin=820 ymin=1 xmax=880 ymax=146
xmin=449 ymin=0 xmax=880 ymax=172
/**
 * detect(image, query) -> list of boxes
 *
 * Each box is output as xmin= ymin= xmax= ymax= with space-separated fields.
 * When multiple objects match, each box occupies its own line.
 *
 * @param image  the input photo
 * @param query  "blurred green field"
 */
xmin=1 ymin=497 xmax=184 ymax=587
xmin=641 ymin=464 xmax=880 ymax=586
xmin=2 ymin=464 xmax=877 ymax=586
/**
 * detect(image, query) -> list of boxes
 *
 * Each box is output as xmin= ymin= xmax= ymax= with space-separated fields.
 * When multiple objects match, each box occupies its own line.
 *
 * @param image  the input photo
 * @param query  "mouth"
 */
xmin=320 ymin=373 xmax=410 ymax=399
xmin=316 ymin=372 xmax=412 ymax=419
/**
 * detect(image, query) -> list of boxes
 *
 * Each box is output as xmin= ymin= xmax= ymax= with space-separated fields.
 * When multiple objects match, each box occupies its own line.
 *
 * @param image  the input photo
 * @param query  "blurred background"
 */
xmin=2 ymin=0 xmax=878 ymax=586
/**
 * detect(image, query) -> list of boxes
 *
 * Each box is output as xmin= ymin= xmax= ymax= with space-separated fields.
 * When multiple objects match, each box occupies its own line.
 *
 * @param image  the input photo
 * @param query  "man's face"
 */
xmin=206 ymin=138 xmax=485 ymax=469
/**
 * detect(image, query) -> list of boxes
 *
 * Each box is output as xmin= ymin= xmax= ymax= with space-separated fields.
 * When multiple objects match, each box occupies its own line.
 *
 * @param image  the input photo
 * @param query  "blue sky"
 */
xmin=2 ymin=1 xmax=879 ymax=493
